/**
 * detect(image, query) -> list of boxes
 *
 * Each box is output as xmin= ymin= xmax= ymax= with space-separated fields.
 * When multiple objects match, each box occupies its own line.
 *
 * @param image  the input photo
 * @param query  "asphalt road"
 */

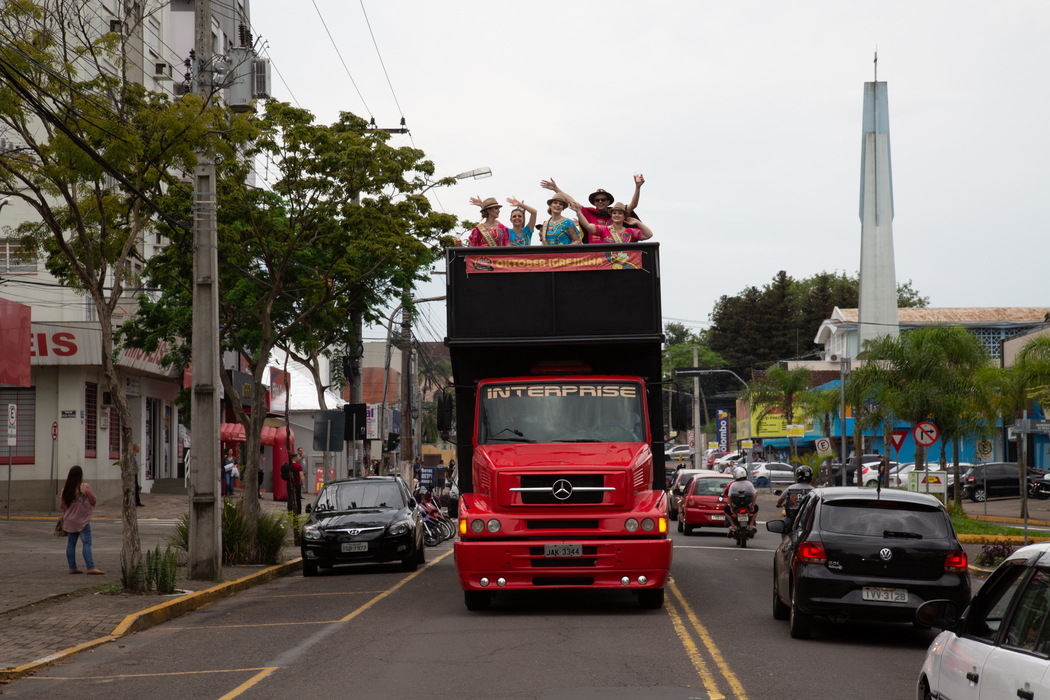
xmin=3 ymin=525 xmax=942 ymax=700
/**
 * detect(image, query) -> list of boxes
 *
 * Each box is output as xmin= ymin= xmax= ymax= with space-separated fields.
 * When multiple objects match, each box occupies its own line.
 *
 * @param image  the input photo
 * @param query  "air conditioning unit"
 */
xmin=828 ymin=354 xmax=840 ymax=362
xmin=154 ymin=62 xmax=173 ymax=80
xmin=252 ymin=58 xmax=271 ymax=98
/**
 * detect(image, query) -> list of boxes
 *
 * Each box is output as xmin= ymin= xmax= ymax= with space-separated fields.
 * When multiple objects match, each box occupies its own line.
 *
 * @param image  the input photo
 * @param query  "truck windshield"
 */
xmin=478 ymin=381 xmax=645 ymax=445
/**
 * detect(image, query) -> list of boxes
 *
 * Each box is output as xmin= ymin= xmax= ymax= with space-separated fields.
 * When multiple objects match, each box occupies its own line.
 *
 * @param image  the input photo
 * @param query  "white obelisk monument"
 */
xmin=857 ymin=65 xmax=900 ymax=346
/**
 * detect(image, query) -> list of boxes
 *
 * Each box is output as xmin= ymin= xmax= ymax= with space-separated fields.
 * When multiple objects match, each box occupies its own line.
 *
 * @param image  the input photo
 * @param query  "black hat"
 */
xmin=588 ymin=189 xmax=614 ymax=205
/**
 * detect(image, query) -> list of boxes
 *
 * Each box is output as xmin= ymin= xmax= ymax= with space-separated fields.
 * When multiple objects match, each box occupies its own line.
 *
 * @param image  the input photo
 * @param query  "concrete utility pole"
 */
xmin=857 ymin=54 xmax=900 ymax=347
xmin=691 ymin=347 xmax=701 ymax=452
xmin=188 ymin=0 xmax=221 ymax=580
xmin=351 ymin=311 xmax=363 ymax=477
xmin=400 ymin=291 xmax=412 ymax=465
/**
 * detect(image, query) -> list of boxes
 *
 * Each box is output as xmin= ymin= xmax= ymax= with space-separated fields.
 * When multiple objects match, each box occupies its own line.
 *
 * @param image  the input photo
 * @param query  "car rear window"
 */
xmin=820 ymin=500 xmax=949 ymax=538
xmin=692 ymin=477 xmax=732 ymax=496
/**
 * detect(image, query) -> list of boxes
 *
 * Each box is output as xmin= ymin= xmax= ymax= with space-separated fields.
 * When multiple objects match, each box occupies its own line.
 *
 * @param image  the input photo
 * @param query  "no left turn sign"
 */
xmin=913 ymin=421 xmax=939 ymax=447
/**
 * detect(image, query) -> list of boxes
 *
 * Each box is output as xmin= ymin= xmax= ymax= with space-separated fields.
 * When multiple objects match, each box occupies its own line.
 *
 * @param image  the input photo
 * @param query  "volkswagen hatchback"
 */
xmin=766 ymin=487 xmax=970 ymax=639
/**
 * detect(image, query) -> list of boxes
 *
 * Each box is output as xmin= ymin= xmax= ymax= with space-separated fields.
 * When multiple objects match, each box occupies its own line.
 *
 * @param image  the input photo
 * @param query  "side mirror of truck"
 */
xmin=436 ymin=393 xmax=454 ymax=432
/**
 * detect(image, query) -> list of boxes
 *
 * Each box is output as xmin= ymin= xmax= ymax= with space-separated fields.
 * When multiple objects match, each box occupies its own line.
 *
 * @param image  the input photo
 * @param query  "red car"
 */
xmin=678 ymin=472 xmax=733 ymax=535
xmin=706 ymin=451 xmax=728 ymax=468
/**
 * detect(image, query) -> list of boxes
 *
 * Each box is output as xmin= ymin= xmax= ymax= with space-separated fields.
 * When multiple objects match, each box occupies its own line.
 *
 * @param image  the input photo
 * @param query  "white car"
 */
xmin=713 ymin=451 xmax=745 ymax=469
xmin=917 ymin=541 xmax=1050 ymax=700
xmin=665 ymin=444 xmax=694 ymax=462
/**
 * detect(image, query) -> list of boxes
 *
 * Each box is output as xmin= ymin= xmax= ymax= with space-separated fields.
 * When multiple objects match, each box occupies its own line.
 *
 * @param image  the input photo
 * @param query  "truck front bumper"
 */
xmin=455 ymin=537 xmax=672 ymax=591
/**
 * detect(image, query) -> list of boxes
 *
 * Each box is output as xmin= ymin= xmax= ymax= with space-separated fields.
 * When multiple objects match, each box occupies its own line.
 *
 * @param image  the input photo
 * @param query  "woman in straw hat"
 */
xmin=538 ymin=192 xmax=581 ymax=246
xmin=571 ymin=200 xmax=653 ymax=243
xmin=467 ymin=197 xmax=510 ymax=247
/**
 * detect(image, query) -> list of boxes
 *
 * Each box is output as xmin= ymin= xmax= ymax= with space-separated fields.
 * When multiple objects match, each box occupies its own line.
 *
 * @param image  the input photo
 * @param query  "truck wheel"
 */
xmin=465 ymin=590 xmax=491 ymax=611
xmin=302 ymin=560 xmax=318 ymax=577
xmin=638 ymin=588 xmax=664 ymax=609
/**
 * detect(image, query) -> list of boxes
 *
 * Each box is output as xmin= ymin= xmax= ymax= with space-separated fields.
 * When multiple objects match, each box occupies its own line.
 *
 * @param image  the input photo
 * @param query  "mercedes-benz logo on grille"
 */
xmin=551 ymin=479 xmax=574 ymax=501
xmin=879 ymin=548 xmax=893 ymax=561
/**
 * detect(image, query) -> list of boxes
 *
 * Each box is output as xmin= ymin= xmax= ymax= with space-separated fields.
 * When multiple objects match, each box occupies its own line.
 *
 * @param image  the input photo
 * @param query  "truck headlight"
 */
xmin=625 ymin=518 xmax=639 ymax=532
xmin=641 ymin=518 xmax=655 ymax=532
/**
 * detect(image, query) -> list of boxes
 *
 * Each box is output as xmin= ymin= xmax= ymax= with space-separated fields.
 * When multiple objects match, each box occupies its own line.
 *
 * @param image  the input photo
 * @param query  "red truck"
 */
xmin=439 ymin=243 xmax=674 ymax=610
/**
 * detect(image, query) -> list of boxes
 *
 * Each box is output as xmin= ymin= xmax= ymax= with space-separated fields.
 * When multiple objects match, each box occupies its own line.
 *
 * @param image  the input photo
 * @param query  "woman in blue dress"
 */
xmin=506 ymin=197 xmax=537 ymax=246
xmin=538 ymin=192 xmax=581 ymax=245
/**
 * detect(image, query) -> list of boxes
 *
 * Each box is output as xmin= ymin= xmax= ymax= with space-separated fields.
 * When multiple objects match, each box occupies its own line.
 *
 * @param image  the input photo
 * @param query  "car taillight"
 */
xmin=967 ymin=476 xmax=975 ymax=483
xmin=798 ymin=541 xmax=827 ymax=564
xmin=944 ymin=550 xmax=967 ymax=572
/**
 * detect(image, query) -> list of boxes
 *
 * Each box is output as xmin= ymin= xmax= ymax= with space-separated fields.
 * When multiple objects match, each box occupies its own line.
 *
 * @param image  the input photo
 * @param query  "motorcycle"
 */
xmin=728 ymin=491 xmax=755 ymax=548
xmin=1029 ymin=478 xmax=1050 ymax=501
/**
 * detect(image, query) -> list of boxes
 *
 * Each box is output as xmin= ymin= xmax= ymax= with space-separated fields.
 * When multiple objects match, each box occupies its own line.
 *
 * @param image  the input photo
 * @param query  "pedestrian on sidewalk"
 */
xmin=287 ymin=455 xmax=304 ymax=515
xmin=222 ymin=447 xmax=236 ymax=497
xmin=133 ymin=443 xmax=144 ymax=507
xmin=60 ymin=465 xmax=105 ymax=575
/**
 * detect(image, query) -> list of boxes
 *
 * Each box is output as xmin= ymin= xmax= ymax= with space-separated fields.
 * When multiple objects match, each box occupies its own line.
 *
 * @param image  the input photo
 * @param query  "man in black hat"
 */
xmin=540 ymin=175 xmax=643 ymax=243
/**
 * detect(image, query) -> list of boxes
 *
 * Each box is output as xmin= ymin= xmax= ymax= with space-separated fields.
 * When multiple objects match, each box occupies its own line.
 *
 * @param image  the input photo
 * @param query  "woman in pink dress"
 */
xmin=571 ymin=201 xmax=653 ymax=243
xmin=467 ymin=197 xmax=510 ymax=247
xmin=60 ymin=465 xmax=104 ymax=575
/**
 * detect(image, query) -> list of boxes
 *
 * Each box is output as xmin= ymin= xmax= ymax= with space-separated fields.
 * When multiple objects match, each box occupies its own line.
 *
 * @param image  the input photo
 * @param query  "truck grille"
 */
xmin=514 ymin=474 xmax=609 ymax=505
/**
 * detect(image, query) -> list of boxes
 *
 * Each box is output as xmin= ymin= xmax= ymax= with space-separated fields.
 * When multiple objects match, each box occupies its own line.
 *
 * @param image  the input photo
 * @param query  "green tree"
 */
xmin=0 ymin=0 xmax=241 ymax=578
xmin=800 ymin=387 xmax=843 ymax=483
xmin=746 ymin=365 xmax=812 ymax=459
xmin=124 ymin=101 xmax=457 ymax=530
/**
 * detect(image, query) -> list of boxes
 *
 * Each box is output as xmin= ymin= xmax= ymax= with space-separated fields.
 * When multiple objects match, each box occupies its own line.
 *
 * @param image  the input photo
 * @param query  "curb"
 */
xmin=958 ymin=534 xmax=1050 ymax=545
xmin=0 ymin=558 xmax=303 ymax=682
xmin=969 ymin=515 xmax=1050 ymax=527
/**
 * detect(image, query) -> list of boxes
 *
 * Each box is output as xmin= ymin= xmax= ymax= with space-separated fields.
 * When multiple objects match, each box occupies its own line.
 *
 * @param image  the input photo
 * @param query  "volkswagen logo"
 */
xmin=551 ymin=479 xmax=574 ymax=501
xmin=879 ymin=548 xmax=893 ymax=561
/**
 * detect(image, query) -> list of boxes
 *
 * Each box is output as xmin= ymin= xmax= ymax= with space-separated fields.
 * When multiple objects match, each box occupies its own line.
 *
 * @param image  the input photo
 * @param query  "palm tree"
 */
xmin=799 ymin=387 xmax=842 ymax=484
xmin=747 ymin=365 xmax=812 ymax=460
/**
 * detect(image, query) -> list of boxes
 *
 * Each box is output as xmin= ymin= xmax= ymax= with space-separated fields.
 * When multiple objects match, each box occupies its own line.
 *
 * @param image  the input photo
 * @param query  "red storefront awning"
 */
xmin=219 ymin=424 xmax=287 ymax=446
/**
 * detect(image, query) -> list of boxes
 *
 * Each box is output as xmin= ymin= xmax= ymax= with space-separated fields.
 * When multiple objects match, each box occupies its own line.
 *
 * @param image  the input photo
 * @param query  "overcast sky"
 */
xmin=250 ymin=0 xmax=1049 ymax=346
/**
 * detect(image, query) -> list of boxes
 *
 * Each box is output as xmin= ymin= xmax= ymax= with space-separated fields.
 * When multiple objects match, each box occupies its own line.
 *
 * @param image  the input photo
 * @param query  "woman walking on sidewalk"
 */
xmin=60 ymin=466 xmax=104 ymax=575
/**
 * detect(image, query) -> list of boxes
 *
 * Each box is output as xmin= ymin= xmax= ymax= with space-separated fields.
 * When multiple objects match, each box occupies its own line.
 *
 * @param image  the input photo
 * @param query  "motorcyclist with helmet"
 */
xmin=776 ymin=465 xmax=815 ymax=534
xmin=723 ymin=466 xmax=759 ymax=537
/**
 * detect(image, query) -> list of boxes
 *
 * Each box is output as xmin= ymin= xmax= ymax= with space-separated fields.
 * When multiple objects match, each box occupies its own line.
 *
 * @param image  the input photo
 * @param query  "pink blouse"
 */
xmin=61 ymin=483 xmax=97 ymax=533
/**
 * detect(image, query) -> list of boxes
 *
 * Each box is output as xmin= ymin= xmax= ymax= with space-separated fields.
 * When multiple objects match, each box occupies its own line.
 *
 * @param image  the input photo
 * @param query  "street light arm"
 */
xmin=684 ymin=369 xmax=749 ymax=388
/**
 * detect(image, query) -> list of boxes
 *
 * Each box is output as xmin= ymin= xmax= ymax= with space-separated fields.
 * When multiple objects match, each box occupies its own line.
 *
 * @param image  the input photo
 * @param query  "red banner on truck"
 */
xmin=465 ymin=250 xmax=643 ymax=274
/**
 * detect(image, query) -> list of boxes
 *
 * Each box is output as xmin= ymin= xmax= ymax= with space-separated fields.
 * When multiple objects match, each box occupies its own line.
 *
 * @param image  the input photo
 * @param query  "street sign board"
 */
xmin=815 ymin=438 xmax=832 ymax=457
xmin=786 ymin=424 xmax=805 ymax=438
xmin=913 ymin=421 xmax=939 ymax=447
xmin=741 ymin=440 xmax=754 ymax=449
xmin=1014 ymin=419 xmax=1050 ymax=433
xmin=977 ymin=440 xmax=993 ymax=456
xmin=7 ymin=404 xmax=15 ymax=446
xmin=890 ymin=429 xmax=908 ymax=452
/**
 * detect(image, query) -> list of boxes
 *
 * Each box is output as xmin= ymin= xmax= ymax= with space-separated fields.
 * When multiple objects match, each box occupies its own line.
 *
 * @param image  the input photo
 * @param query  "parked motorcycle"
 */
xmin=1029 ymin=478 xmax=1050 ymax=501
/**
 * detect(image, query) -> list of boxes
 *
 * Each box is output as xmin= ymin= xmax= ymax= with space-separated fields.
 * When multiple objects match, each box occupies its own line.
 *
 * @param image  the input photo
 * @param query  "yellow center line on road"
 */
xmin=217 ymin=667 xmax=278 ymax=700
xmin=665 ymin=596 xmax=725 ymax=700
xmin=340 ymin=549 xmax=454 ymax=622
xmin=668 ymin=579 xmax=748 ymax=700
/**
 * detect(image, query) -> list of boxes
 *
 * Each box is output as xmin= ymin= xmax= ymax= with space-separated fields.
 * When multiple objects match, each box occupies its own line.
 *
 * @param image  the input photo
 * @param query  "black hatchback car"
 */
xmin=300 ymin=477 xmax=424 ymax=576
xmin=766 ymin=487 xmax=970 ymax=639
xmin=959 ymin=462 xmax=1041 ymax=502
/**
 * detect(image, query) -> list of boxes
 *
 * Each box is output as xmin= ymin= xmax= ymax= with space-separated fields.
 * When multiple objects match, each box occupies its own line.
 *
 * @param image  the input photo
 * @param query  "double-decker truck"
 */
xmin=440 ymin=242 xmax=672 ymax=610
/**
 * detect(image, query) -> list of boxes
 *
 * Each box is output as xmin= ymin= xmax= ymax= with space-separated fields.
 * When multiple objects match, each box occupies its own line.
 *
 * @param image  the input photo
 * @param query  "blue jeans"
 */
xmin=223 ymin=472 xmax=234 ymax=496
xmin=66 ymin=522 xmax=94 ymax=570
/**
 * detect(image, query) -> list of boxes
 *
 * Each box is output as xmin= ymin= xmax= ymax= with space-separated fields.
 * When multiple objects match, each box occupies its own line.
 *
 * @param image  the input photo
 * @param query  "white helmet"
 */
xmin=732 ymin=466 xmax=747 ymax=481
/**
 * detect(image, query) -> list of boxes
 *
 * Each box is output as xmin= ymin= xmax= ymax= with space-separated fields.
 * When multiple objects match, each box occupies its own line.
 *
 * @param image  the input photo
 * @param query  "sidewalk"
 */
xmin=0 ymin=490 xmax=300 ymax=677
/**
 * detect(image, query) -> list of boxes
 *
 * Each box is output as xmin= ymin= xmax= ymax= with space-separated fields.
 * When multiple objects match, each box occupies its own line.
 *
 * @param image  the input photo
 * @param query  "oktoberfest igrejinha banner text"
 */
xmin=465 ymin=250 xmax=643 ymax=274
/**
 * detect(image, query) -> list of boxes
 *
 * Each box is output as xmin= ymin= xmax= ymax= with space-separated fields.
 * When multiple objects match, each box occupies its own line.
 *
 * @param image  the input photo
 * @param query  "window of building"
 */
xmin=0 ymin=387 xmax=36 ymax=464
xmin=1 ymin=240 xmax=37 ymax=274
xmin=109 ymin=405 xmax=120 ymax=459
xmin=85 ymin=382 xmax=98 ymax=458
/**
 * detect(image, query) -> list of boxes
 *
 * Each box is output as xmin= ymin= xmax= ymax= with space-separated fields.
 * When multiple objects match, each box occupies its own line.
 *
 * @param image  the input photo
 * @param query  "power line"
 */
xmin=310 ymin=0 xmax=372 ymax=119
xmin=359 ymin=0 xmax=403 ymax=119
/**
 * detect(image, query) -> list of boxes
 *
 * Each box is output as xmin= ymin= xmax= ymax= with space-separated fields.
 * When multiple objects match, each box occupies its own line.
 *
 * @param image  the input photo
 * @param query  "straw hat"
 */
xmin=546 ymin=192 xmax=570 ymax=207
xmin=478 ymin=197 xmax=501 ymax=212
xmin=607 ymin=202 xmax=628 ymax=213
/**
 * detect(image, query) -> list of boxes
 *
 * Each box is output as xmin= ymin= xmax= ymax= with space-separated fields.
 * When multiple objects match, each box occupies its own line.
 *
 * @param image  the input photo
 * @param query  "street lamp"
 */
xmin=453 ymin=167 xmax=492 ymax=180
